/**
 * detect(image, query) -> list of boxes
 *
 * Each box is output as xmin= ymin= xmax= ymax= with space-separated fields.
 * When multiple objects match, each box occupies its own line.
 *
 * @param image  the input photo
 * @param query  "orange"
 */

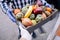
xmin=45 ymin=11 xmax=51 ymax=16
xmin=46 ymin=7 xmax=52 ymax=12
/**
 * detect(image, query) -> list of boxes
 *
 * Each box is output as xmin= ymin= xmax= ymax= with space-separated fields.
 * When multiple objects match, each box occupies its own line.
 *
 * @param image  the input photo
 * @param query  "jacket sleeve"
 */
xmin=0 ymin=1 xmax=17 ymax=23
xmin=41 ymin=0 xmax=52 ymax=8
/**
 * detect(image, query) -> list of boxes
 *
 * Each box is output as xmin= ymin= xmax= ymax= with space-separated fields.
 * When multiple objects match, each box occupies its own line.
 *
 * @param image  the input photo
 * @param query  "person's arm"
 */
xmin=20 ymin=27 xmax=32 ymax=40
xmin=0 ymin=0 xmax=16 ymax=22
xmin=18 ymin=22 xmax=32 ymax=40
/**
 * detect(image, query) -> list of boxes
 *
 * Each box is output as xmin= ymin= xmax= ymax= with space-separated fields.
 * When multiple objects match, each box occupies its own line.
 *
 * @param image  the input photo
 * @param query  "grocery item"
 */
xmin=16 ymin=12 xmax=23 ymax=20
xmin=13 ymin=4 xmax=54 ymax=28
xmin=32 ymin=20 xmax=37 ymax=26
xmin=29 ymin=14 xmax=35 ymax=20
xmin=46 ymin=7 xmax=52 ymax=12
xmin=21 ymin=18 xmax=32 ymax=27
xmin=41 ymin=6 xmax=46 ymax=11
xmin=33 ymin=7 xmax=43 ymax=14
xmin=24 ymin=6 xmax=33 ymax=18
xmin=35 ymin=14 xmax=42 ymax=22
xmin=13 ymin=9 xmax=21 ymax=15
xmin=25 ymin=4 xmax=30 ymax=8
xmin=42 ymin=12 xmax=47 ymax=20
xmin=45 ymin=11 xmax=51 ymax=16
xmin=22 ymin=4 xmax=30 ymax=14
xmin=33 ymin=5 xmax=38 ymax=11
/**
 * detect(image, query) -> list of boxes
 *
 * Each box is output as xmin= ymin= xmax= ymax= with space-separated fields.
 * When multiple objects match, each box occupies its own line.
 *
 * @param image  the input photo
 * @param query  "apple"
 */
xmin=33 ymin=7 xmax=43 ymax=14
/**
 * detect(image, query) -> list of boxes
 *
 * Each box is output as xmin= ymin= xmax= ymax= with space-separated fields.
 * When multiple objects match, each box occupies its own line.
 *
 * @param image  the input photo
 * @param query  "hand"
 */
xmin=19 ymin=25 xmax=32 ymax=40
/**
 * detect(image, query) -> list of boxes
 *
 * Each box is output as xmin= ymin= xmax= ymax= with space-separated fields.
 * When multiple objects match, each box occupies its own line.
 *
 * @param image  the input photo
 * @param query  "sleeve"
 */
xmin=0 ymin=1 xmax=17 ymax=23
xmin=41 ymin=0 xmax=52 ymax=8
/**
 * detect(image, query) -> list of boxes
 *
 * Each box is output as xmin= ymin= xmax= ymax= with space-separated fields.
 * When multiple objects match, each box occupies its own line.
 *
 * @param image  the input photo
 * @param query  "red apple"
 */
xmin=33 ymin=7 xmax=43 ymax=14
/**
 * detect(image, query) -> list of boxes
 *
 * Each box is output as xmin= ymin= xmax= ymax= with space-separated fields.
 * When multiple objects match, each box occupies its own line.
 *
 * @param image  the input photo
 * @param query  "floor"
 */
xmin=0 ymin=7 xmax=59 ymax=40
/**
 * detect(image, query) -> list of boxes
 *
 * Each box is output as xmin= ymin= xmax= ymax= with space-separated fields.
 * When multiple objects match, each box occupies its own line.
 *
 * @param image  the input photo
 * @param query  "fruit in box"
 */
xmin=13 ymin=4 xmax=54 ymax=28
xmin=32 ymin=20 xmax=37 ymax=26
xmin=24 ymin=6 xmax=33 ymax=18
xmin=22 ymin=4 xmax=30 ymax=14
xmin=46 ymin=7 xmax=52 ymax=12
xmin=26 ymin=4 xmax=30 ymax=8
xmin=45 ymin=11 xmax=51 ymax=16
xmin=35 ymin=14 xmax=42 ymax=22
xmin=41 ymin=6 xmax=46 ymax=11
xmin=33 ymin=5 xmax=38 ymax=10
xmin=33 ymin=7 xmax=43 ymax=14
xmin=42 ymin=12 xmax=47 ymax=20
xmin=22 ymin=7 xmax=28 ymax=14
xmin=21 ymin=18 xmax=32 ymax=27
xmin=29 ymin=14 xmax=35 ymax=20
xmin=16 ymin=12 xmax=24 ymax=20
xmin=13 ymin=9 xmax=21 ymax=15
